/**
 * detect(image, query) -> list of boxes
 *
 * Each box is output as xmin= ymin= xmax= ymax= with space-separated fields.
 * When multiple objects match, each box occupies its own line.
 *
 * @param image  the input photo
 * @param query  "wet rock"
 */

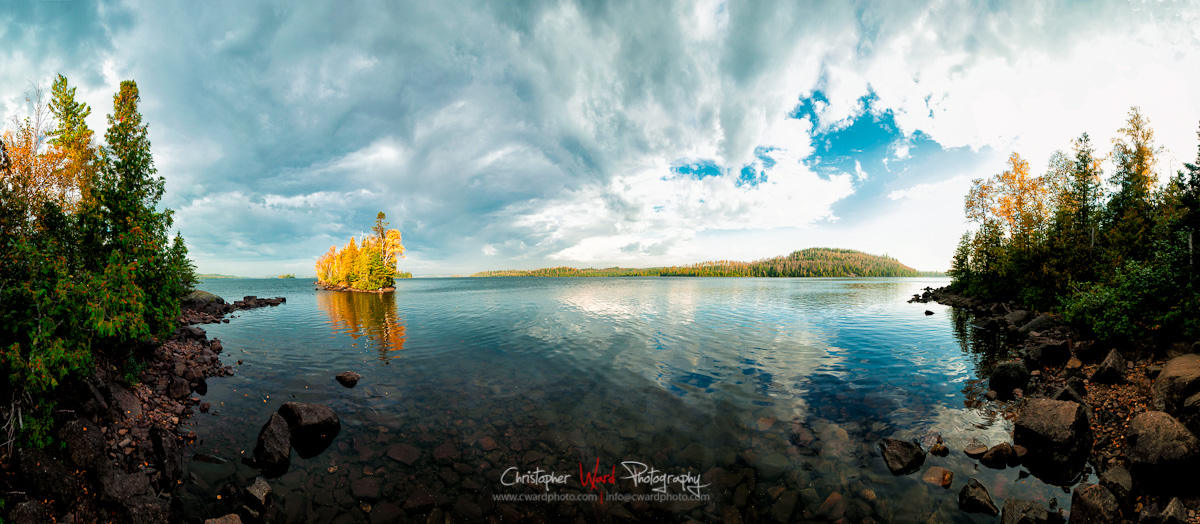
xmin=254 ymin=412 xmax=292 ymax=475
xmin=980 ymin=442 xmax=1017 ymax=469
xmin=1025 ymin=339 xmax=1070 ymax=370
xmin=369 ymin=502 xmax=405 ymax=524
xmin=1125 ymin=411 xmax=1200 ymax=485
xmin=921 ymin=466 xmax=953 ymax=488
xmin=878 ymin=438 xmax=925 ymax=475
xmin=925 ymin=310 xmax=934 ymax=315
xmin=1099 ymin=465 xmax=1132 ymax=509
xmin=963 ymin=443 xmax=989 ymax=459
xmin=335 ymin=371 xmax=362 ymax=388
xmin=958 ymin=478 xmax=999 ymax=516
xmin=477 ymin=436 xmax=498 ymax=451
xmin=768 ymin=489 xmax=799 ymax=522
xmin=351 ymin=477 xmax=382 ymax=502
xmin=58 ymin=418 xmax=104 ymax=468
xmin=245 ymin=476 xmax=271 ymax=510
xmin=1068 ymin=484 xmax=1120 ymax=524
xmin=203 ymin=516 xmax=243 ymax=524
xmin=1153 ymin=355 xmax=1200 ymax=420
xmin=151 ymin=427 xmax=182 ymax=486
xmin=386 ymin=443 xmax=420 ymax=465
xmin=432 ymin=442 xmax=460 ymax=462
xmin=814 ymin=492 xmax=847 ymax=521
xmin=990 ymin=361 xmax=1031 ymax=401
xmin=17 ymin=448 xmax=77 ymax=500
xmin=278 ymin=402 xmax=340 ymax=458
xmin=1013 ymin=399 xmax=1092 ymax=485
xmin=402 ymin=485 xmax=437 ymax=509
xmin=1091 ymin=349 xmax=1127 ymax=384
xmin=1018 ymin=314 xmax=1055 ymax=334
xmin=123 ymin=495 xmax=170 ymax=524
xmin=1001 ymin=499 xmax=1051 ymax=524
xmin=930 ymin=442 xmax=949 ymax=456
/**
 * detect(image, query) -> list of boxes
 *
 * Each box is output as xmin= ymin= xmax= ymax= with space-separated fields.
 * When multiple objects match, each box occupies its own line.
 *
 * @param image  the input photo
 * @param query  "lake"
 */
xmin=177 ymin=277 xmax=1073 ymax=523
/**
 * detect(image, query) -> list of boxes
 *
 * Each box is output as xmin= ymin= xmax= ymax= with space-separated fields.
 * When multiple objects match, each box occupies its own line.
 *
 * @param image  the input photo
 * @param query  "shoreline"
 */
xmin=914 ymin=286 xmax=1200 ymax=521
xmin=0 ymin=292 xmax=286 ymax=524
xmin=314 ymin=281 xmax=396 ymax=294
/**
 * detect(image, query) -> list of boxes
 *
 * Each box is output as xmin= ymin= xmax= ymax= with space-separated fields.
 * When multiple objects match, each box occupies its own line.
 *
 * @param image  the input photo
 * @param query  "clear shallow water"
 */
xmin=178 ymin=277 xmax=1068 ymax=523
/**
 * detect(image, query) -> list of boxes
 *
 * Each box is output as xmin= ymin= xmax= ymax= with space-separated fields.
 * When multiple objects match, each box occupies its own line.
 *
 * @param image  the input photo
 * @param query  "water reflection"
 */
xmin=315 ymin=289 xmax=406 ymax=358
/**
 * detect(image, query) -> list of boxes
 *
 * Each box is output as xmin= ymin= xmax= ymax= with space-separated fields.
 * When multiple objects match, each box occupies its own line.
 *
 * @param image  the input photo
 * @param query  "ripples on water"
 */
xmin=179 ymin=277 xmax=1072 ymax=523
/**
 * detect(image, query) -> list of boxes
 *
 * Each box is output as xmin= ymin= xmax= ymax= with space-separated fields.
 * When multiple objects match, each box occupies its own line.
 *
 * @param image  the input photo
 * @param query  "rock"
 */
xmin=7 ymin=500 xmax=48 ymax=524
xmin=369 ymin=502 xmax=405 ymax=524
xmin=930 ymin=443 xmax=949 ymax=456
xmin=1162 ymin=498 xmax=1188 ymax=524
xmin=1181 ymin=392 xmax=1200 ymax=437
xmin=1005 ymin=310 xmax=1032 ymax=326
xmin=123 ymin=495 xmax=170 ymax=524
xmin=1068 ymin=484 xmax=1120 ymax=524
xmin=245 ymin=476 xmax=271 ymax=510
xmin=958 ymin=478 xmax=999 ymax=515
xmin=183 ymin=290 xmax=226 ymax=307
xmin=335 ymin=371 xmax=362 ymax=388
xmin=879 ymin=438 xmax=925 ymax=475
xmin=1025 ymin=339 xmax=1070 ymax=370
xmin=1001 ymin=499 xmax=1051 ymax=524
xmin=1098 ymin=465 xmax=1132 ymax=508
xmin=167 ymin=376 xmax=191 ymax=399
xmin=1018 ymin=314 xmax=1055 ymax=334
xmin=100 ymin=469 xmax=151 ymax=503
xmin=1153 ymin=355 xmax=1200 ymax=416
xmin=925 ymin=310 xmax=934 ymax=315
xmin=254 ymin=412 xmax=292 ymax=475
xmin=403 ymin=485 xmax=437 ymax=509
xmin=351 ymin=476 xmax=382 ymax=502
xmin=1013 ymin=399 xmax=1092 ymax=485
xmin=770 ymin=489 xmax=799 ymax=522
xmin=278 ymin=402 xmax=340 ymax=458
xmin=986 ymin=390 xmax=999 ymax=401
xmin=151 ymin=427 xmax=182 ymax=486
xmin=191 ymin=375 xmax=208 ymax=395
xmin=1125 ymin=411 xmax=1200 ymax=485
xmin=1147 ymin=364 xmax=1163 ymax=379
xmin=110 ymin=385 xmax=143 ymax=419
xmin=1064 ymin=357 xmax=1084 ymax=377
xmin=58 ymin=418 xmax=104 ymax=468
xmin=203 ymin=516 xmax=243 ymax=524
xmin=990 ymin=361 xmax=1031 ymax=401
xmin=477 ymin=436 xmax=498 ymax=451
xmin=386 ymin=443 xmax=421 ymax=465
xmin=16 ymin=448 xmax=77 ymax=500
xmin=980 ymin=442 xmax=1016 ymax=469
xmin=972 ymin=316 xmax=1001 ymax=330
xmin=432 ymin=442 xmax=460 ymax=462
xmin=1091 ymin=349 xmax=1126 ymax=384
xmin=1052 ymin=384 xmax=1087 ymax=407
xmin=964 ymin=443 xmax=989 ymax=458
xmin=1067 ymin=376 xmax=1088 ymax=397
xmin=921 ymin=466 xmax=953 ymax=488
xmin=815 ymin=492 xmax=847 ymax=520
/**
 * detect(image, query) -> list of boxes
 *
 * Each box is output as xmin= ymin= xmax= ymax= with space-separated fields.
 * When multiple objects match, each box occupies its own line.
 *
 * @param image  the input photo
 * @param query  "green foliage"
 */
xmin=471 ymin=248 xmax=921 ymax=278
xmin=0 ymin=77 xmax=195 ymax=449
xmin=951 ymin=112 xmax=1200 ymax=343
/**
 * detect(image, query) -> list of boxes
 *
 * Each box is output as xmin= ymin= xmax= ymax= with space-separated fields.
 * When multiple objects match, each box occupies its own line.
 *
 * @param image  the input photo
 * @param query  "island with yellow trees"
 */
xmin=314 ymin=212 xmax=408 ymax=292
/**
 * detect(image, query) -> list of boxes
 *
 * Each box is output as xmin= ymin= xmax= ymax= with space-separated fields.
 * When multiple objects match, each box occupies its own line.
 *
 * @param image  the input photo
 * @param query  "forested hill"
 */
xmin=470 ymin=248 xmax=922 ymax=277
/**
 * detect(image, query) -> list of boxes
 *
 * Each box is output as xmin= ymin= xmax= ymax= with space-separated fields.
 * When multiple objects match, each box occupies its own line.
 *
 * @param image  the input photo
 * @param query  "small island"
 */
xmin=277 ymin=273 xmax=295 ymax=279
xmin=314 ymin=212 xmax=407 ymax=292
xmin=471 ymin=248 xmax=928 ymax=277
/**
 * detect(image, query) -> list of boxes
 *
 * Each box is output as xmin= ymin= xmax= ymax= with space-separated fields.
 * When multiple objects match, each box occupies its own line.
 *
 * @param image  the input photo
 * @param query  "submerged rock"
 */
xmin=980 ymin=442 xmax=1017 ymax=469
xmin=958 ymin=478 xmax=999 ymax=516
xmin=278 ymin=402 xmax=340 ymax=458
xmin=878 ymin=438 xmax=925 ymax=475
xmin=254 ymin=412 xmax=292 ymax=475
xmin=921 ymin=466 xmax=953 ymax=488
xmin=1013 ymin=398 xmax=1092 ymax=485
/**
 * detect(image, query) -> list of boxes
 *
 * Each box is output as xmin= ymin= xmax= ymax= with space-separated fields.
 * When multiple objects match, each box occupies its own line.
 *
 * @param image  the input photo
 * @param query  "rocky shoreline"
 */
xmin=1 ymin=291 xmax=286 ymax=524
xmin=909 ymin=286 xmax=1200 ymax=523
xmin=315 ymin=282 xmax=396 ymax=294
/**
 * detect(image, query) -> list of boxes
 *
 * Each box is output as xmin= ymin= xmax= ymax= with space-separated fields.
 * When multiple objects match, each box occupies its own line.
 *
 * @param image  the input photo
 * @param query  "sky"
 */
xmin=3 ymin=1 xmax=1199 ymax=276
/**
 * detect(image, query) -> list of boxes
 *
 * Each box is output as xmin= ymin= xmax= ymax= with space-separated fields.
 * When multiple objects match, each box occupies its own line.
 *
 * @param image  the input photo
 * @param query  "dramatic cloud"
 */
xmin=3 ymin=0 xmax=1198 ymax=274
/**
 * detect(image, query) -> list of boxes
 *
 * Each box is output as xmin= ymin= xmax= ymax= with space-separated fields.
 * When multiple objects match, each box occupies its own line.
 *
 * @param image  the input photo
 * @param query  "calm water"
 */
xmin=177 ymin=277 xmax=1070 ymax=523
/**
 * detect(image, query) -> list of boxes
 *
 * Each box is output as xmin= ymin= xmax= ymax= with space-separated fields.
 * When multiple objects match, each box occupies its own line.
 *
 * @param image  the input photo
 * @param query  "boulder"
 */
xmin=335 ymin=371 xmax=362 ymax=388
xmin=183 ymin=290 xmax=226 ymax=307
xmin=958 ymin=478 xmax=999 ymax=515
xmin=99 ymin=469 xmax=151 ymax=503
xmin=16 ymin=448 xmax=77 ymax=501
xmin=1098 ymin=464 xmax=1132 ymax=509
xmin=278 ymin=402 xmax=340 ymax=458
xmin=1125 ymin=411 xmax=1200 ymax=486
xmin=1001 ymin=499 xmax=1052 ymax=524
xmin=1180 ymin=392 xmax=1200 ymax=437
xmin=58 ymin=418 xmax=104 ymax=469
xmin=1091 ymin=349 xmax=1126 ymax=384
xmin=1005 ymin=310 xmax=1032 ymax=326
xmin=254 ymin=412 xmax=292 ymax=475
xmin=123 ymin=495 xmax=170 ymax=524
xmin=878 ymin=438 xmax=925 ymax=475
xmin=1018 ymin=314 xmax=1055 ymax=334
xmin=1013 ymin=399 xmax=1092 ymax=485
xmin=990 ymin=361 xmax=1031 ymax=401
xmin=245 ymin=476 xmax=271 ymax=510
xmin=6 ymin=500 xmax=48 ymax=524
xmin=1066 ymin=376 xmax=1088 ymax=397
xmin=151 ymin=427 xmax=182 ymax=487
xmin=980 ymin=442 xmax=1017 ymax=469
xmin=1052 ymin=385 xmax=1086 ymax=406
xmin=1068 ymin=484 xmax=1120 ymax=524
xmin=1152 ymin=355 xmax=1200 ymax=416
xmin=1025 ymin=339 xmax=1070 ymax=370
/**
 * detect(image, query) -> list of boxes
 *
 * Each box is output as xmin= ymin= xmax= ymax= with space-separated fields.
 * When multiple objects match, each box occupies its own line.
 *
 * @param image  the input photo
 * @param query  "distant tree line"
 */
xmin=949 ymin=107 xmax=1200 ymax=343
xmin=0 ymin=76 xmax=196 ymax=447
xmin=470 ymin=248 xmax=920 ymax=278
xmin=315 ymin=212 xmax=407 ymax=290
